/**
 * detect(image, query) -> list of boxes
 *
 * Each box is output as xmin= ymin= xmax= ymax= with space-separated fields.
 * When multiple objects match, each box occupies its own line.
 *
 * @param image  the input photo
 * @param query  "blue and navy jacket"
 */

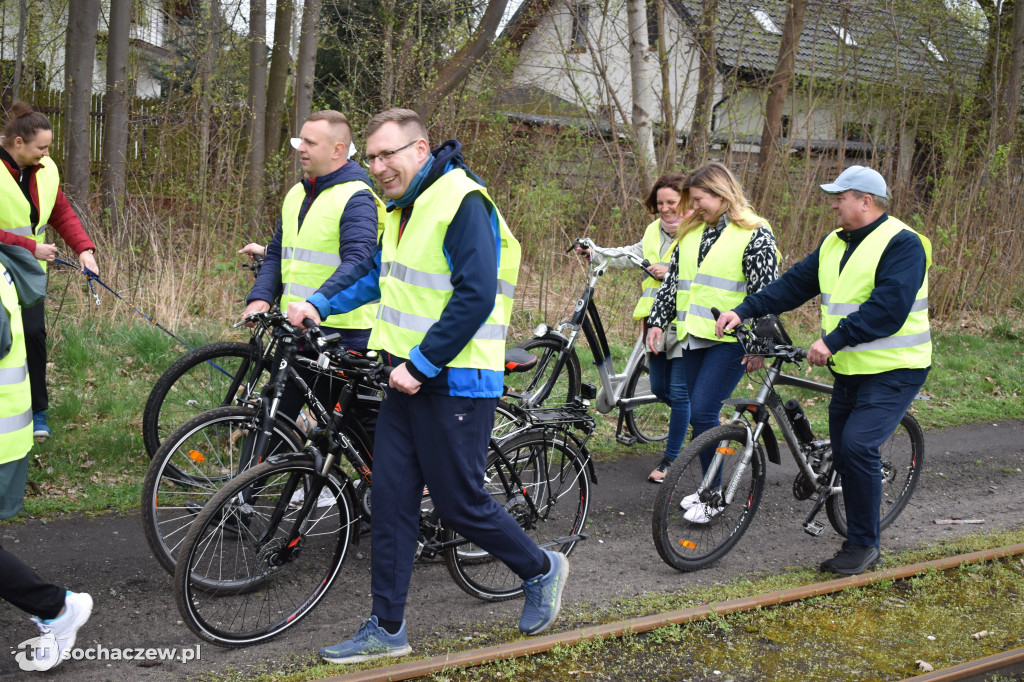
xmin=309 ymin=140 xmax=506 ymax=397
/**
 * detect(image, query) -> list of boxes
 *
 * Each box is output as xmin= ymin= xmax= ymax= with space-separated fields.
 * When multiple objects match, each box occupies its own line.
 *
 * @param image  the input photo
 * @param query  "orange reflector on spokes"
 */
xmin=188 ymin=450 xmax=206 ymax=463
xmin=716 ymin=446 xmax=736 ymax=455
xmin=678 ymin=539 xmax=697 ymax=549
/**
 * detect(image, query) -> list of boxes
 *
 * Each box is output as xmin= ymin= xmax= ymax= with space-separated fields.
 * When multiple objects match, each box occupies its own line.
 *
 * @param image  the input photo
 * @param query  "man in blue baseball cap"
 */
xmin=715 ymin=165 xmax=931 ymax=575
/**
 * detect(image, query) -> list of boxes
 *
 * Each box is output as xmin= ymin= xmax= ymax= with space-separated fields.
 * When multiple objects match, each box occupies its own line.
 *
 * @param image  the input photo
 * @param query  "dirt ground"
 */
xmin=1 ymin=419 xmax=1021 ymax=681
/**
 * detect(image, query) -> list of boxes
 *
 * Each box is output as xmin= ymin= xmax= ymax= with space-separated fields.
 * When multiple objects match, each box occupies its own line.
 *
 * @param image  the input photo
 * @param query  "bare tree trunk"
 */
xmin=265 ymin=0 xmax=294 ymax=157
xmin=295 ymin=0 xmax=323 ymax=134
xmin=414 ymin=0 xmax=510 ymax=120
xmin=685 ymin=0 xmax=717 ymax=168
xmin=999 ymin=0 xmax=1024 ymax=148
xmin=656 ymin=0 xmax=676 ymax=170
xmin=247 ymin=0 xmax=268 ymax=228
xmin=199 ymin=0 xmax=222 ymax=197
xmin=101 ymin=0 xmax=130 ymax=233
xmin=63 ymin=0 xmax=101 ymax=207
xmin=625 ymin=0 xmax=655 ymax=187
xmin=755 ymin=0 xmax=806 ymax=203
xmin=12 ymin=0 xmax=27 ymax=98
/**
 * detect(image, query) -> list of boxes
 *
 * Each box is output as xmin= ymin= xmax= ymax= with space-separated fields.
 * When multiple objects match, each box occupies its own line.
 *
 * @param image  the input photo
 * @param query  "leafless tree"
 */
xmin=625 ymin=0 xmax=656 ymax=186
xmin=685 ymin=0 xmax=717 ymax=168
xmin=247 ymin=0 xmax=268 ymax=225
xmin=63 ymin=0 xmax=101 ymax=206
xmin=101 ymin=0 xmax=131 ymax=231
xmin=265 ymin=0 xmax=295 ymax=157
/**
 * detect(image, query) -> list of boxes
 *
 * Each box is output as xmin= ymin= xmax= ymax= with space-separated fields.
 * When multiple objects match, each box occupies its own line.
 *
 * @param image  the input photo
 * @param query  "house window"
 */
xmin=751 ymin=9 xmax=782 ymax=35
xmin=831 ymin=24 xmax=858 ymax=47
xmin=647 ymin=0 xmax=659 ymax=49
xmin=920 ymin=37 xmax=945 ymax=62
xmin=570 ymin=2 xmax=589 ymax=53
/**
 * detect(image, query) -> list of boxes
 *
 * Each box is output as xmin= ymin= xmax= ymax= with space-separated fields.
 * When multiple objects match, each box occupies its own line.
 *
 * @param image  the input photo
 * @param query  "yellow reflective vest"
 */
xmin=818 ymin=217 xmax=932 ymax=375
xmin=369 ymin=170 xmax=520 ymax=371
xmin=0 ymin=156 xmax=59 ymax=273
xmin=631 ymin=219 xmax=673 ymax=320
xmin=675 ymin=221 xmax=769 ymax=343
xmin=0 ymin=262 xmax=32 ymax=465
xmin=279 ymin=180 xmax=383 ymax=329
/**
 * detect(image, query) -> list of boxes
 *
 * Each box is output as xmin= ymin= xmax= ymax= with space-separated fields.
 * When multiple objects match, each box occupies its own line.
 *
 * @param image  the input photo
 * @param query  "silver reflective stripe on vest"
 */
xmin=687 ymin=304 xmax=718 ymax=321
xmin=693 ymin=272 xmax=746 ymax=293
xmin=497 ymin=279 xmax=515 ymax=300
xmin=377 ymin=305 xmax=508 ymax=341
xmin=675 ymin=310 xmax=688 ymax=323
xmin=0 ymin=408 xmax=31 ymax=435
xmin=0 ymin=365 xmax=28 ymax=385
xmin=826 ymin=296 xmax=930 ymax=317
xmin=282 ymin=282 xmax=318 ymax=299
xmin=677 ymin=278 xmax=692 ymax=292
xmin=384 ymin=262 xmax=454 ymax=290
xmin=281 ymin=246 xmax=341 ymax=268
xmin=3 ymin=226 xmax=33 ymax=237
xmin=842 ymin=330 xmax=932 ymax=353
xmin=640 ymin=287 xmax=659 ymax=299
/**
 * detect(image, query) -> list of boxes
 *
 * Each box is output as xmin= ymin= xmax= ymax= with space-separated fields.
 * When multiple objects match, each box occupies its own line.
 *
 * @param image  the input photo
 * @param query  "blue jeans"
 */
xmin=829 ymin=371 xmax=927 ymax=548
xmin=647 ymin=352 xmax=690 ymax=462
xmin=682 ymin=342 xmax=748 ymax=485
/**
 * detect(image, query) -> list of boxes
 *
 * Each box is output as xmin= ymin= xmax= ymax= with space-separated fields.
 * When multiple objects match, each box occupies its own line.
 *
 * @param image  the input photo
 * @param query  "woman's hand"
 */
xmin=646 ymin=326 xmax=663 ymax=354
xmin=646 ymin=264 xmax=668 ymax=280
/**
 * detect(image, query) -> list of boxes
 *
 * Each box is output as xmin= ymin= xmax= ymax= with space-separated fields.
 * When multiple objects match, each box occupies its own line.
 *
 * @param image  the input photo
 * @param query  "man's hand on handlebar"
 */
xmin=287 ymin=301 xmax=321 ymax=329
xmin=241 ymin=300 xmax=271 ymax=327
xmin=646 ymin=326 xmax=663 ymax=355
xmin=806 ymin=339 xmax=833 ymax=367
xmin=715 ymin=310 xmax=742 ymax=338
xmin=238 ymin=243 xmax=267 ymax=259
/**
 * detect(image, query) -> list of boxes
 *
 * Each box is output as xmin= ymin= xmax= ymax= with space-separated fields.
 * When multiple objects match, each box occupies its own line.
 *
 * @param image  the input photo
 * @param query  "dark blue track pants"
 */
xmin=369 ymin=389 xmax=546 ymax=622
xmin=829 ymin=371 xmax=926 ymax=548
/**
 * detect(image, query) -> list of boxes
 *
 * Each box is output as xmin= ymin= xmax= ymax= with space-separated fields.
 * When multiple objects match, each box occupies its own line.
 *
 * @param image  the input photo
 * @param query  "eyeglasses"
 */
xmin=362 ymin=140 xmax=419 ymax=168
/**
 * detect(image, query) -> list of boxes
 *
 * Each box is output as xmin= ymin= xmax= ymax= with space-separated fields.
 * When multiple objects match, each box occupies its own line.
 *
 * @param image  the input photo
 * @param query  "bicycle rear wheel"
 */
xmin=623 ymin=357 xmax=670 ymax=443
xmin=505 ymin=337 xmax=580 ymax=407
xmin=652 ymin=424 xmax=766 ymax=572
xmin=141 ymin=406 xmax=305 ymax=575
xmin=143 ymin=342 xmax=264 ymax=457
xmin=174 ymin=457 xmax=357 ymax=647
xmin=825 ymin=412 xmax=925 ymax=537
xmin=443 ymin=430 xmax=591 ymax=601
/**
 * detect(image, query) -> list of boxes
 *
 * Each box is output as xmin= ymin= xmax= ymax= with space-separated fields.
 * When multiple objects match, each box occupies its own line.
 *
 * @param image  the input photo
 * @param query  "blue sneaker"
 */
xmin=33 ymin=411 xmax=51 ymax=441
xmin=519 ymin=549 xmax=569 ymax=635
xmin=318 ymin=616 xmax=412 ymax=664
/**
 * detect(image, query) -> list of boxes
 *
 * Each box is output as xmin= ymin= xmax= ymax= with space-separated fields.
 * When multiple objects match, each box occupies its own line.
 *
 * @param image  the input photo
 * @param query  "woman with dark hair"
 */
xmin=0 ymin=101 xmax=98 ymax=441
xmin=647 ymin=162 xmax=779 ymax=519
xmin=579 ymin=172 xmax=691 ymax=483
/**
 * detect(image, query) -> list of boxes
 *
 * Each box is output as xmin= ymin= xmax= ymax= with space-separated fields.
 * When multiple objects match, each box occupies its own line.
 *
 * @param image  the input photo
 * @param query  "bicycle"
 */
xmin=652 ymin=312 xmax=924 ymax=572
xmin=172 ymin=353 xmax=597 ymax=647
xmin=142 ymin=256 xmax=274 ymax=457
xmin=507 ymin=237 xmax=670 ymax=445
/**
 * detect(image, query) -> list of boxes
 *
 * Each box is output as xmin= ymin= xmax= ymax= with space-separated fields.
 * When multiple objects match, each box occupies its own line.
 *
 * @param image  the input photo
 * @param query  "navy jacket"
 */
xmin=309 ymin=140 xmax=504 ymax=397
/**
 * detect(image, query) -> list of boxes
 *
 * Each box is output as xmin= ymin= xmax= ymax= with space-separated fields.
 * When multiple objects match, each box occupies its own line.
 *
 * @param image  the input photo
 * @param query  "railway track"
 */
xmin=327 ymin=543 xmax=1024 ymax=682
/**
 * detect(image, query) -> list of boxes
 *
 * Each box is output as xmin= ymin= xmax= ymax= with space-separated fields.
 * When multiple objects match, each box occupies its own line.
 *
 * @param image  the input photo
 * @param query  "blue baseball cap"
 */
xmin=820 ymin=165 xmax=890 ymax=199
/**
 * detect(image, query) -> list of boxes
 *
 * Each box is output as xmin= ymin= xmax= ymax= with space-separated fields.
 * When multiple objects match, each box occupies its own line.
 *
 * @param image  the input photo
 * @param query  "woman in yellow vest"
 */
xmin=646 ymin=162 xmax=779 ymax=517
xmin=578 ymin=173 xmax=693 ymax=483
xmin=0 ymin=102 xmax=98 ymax=441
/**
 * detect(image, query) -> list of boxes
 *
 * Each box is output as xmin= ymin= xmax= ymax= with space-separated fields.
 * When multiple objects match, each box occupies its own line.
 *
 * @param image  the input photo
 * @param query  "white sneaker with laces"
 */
xmin=31 ymin=591 xmax=93 ymax=670
xmin=683 ymin=503 xmax=723 ymax=524
xmin=679 ymin=492 xmax=701 ymax=510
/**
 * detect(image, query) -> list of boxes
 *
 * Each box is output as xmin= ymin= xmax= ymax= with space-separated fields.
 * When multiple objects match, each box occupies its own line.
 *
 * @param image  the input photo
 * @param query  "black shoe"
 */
xmin=648 ymin=458 xmax=672 ymax=484
xmin=819 ymin=542 xmax=882 ymax=575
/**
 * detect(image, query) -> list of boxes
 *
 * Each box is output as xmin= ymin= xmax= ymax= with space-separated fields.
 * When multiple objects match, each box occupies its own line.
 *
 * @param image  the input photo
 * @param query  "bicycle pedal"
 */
xmin=616 ymin=433 xmax=637 ymax=446
xmin=802 ymin=520 xmax=826 ymax=537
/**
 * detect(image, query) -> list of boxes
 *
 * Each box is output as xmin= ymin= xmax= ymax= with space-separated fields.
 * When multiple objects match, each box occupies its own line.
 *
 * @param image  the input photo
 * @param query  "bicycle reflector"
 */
xmin=188 ymin=450 xmax=206 ymax=463
xmin=678 ymin=539 xmax=698 ymax=549
xmin=716 ymin=446 xmax=737 ymax=455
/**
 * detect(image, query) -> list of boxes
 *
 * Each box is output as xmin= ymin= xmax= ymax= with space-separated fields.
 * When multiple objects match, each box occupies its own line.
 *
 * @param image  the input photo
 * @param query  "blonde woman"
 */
xmin=646 ymin=162 xmax=779 ymax=519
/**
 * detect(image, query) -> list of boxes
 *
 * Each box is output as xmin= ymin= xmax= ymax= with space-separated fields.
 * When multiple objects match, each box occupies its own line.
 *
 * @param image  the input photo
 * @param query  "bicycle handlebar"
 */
xmin=572 ymin=237 xmax=652 ymax=272
xmin=711 ymin=307 xmax=808 ymax=363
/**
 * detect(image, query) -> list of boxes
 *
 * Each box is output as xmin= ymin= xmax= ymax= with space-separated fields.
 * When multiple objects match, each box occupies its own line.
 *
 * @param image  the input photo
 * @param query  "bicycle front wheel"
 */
xmin=506 ymin=337 xmax=581 ymax=407
xmin=141 ymin=406 xmax=305 ymax=575
xmin=143 ymin=342 xmax=264 ymax=457
xmin=825 ymin=411 xmax=925 ymax=537
xmin=623 ymin=356 xmax=670 ymax=443
xmin=174 ymin=457 xmax=357 ymax=647
xmin=652 ymin=424 xmax=766 ymax=572
xmin=443 ymin=430 xmax=591 ymax=601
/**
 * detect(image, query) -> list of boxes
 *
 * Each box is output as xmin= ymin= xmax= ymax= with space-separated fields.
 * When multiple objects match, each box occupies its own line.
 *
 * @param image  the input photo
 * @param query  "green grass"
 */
xmin=7 ymin=315 xmax=1024 ymax=518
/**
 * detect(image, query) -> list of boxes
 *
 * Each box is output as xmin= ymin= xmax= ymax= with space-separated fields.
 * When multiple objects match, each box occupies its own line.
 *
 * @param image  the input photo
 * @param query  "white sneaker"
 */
xmin=289 ymin=487 xmax=336 ymax=509
xmin=679 ymin=492 xmax=701 ymax=511
xmin=31 ymin=591 xmax=92 ymax=670
xmin=683 ymin=503 xmax=724 ymax=524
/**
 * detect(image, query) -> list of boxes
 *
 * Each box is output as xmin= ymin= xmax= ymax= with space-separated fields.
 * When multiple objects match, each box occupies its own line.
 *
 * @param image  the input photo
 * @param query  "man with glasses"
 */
xmin=286 ymin=108 xmax=568 ymax=664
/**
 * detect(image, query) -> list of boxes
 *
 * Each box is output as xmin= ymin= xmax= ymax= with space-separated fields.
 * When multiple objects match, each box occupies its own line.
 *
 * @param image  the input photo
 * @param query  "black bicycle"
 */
xmin=172 ymin=352 xmax=597 ymax=646
xmin=652 ymin=313 xmax=924 ymax=572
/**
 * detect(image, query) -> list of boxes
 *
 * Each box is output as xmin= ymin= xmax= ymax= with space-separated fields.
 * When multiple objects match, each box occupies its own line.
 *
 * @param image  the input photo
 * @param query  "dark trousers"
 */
xmin=21 ymin=302 xmax=47 ymax=413
xmin=369 ymin=389 xmax=546 ymax=622
xmin=0 ymin=545 xmax=64 ymax=620
xmin=829 ymin=371 xmax=926 ymax=548
xmin=682 ymin=342 xmax=748 ymax=485
xmin=647 ymin=352 xmax=690 ymax=462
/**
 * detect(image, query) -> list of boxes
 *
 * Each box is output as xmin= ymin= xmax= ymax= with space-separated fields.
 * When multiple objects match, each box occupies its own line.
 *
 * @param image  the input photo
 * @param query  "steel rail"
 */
xmin=325 ymin=543 xmax=1024 ymax=682
xmin=899 ymin=647 xmax=1024 ymax=681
